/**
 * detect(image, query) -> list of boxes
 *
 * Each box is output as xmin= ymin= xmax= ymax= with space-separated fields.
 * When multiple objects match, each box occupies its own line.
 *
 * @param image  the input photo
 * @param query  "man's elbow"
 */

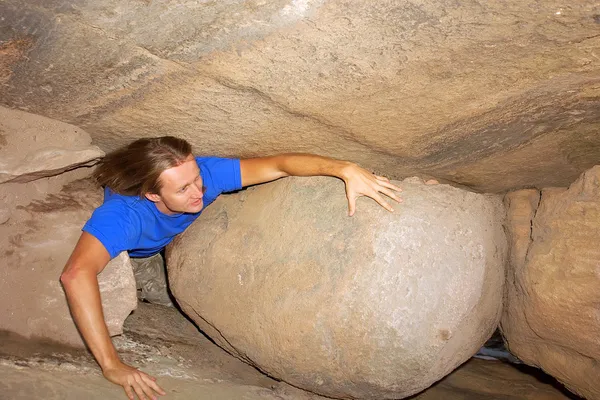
xmin=273 ymin=155 xmax=293 ymax=178
xmin=60 ymin=266 xmax=77 ymax=287
xmin=60 ymin=263 xmax=90 ymax=288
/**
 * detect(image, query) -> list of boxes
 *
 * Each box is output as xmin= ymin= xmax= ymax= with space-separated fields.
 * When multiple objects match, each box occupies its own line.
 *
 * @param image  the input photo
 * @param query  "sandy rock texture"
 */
xmin=0 ymin=303 xmax=575 ymax=400
xmin=1 ymin=1 xmax=599 ymax=192
xmin=167 ymin=177 xmax=507 ymax=399
xmin=501 ymin=165 xmax=600 ymax=400
xmin=0 ymin=106 xmax=104 ymax=183
xmin=0 ymin=108 xmax=136 ymax=347
xmin=0 ymin=178 xmax=137 ymax=347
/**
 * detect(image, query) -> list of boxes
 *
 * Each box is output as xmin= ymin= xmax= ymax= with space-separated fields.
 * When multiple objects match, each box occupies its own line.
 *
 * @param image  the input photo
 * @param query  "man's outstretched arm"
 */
xmin=240 ymin=153 xmax=402 ymax=216
xmin=60 ymin=232 xmax=165 ymax=400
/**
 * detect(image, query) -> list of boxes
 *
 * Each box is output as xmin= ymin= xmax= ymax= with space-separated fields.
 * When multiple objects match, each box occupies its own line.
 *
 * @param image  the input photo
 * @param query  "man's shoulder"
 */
xmin=102 ymin=191 xmax=142 ymax=211
xmin=93 ymin=191 xmax=150 ymax=225
xmin=194 ymin=156 xmax=241 ymax=194
xmin=194 ymin=155 xmax=233 ymax=168
xmin=84 ymin=192 xmax=147 ymax=258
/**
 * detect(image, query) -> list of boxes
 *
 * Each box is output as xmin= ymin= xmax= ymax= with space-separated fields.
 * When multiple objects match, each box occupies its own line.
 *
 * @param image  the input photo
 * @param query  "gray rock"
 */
xmin=168 ymin=176 xmax=507 ymax=399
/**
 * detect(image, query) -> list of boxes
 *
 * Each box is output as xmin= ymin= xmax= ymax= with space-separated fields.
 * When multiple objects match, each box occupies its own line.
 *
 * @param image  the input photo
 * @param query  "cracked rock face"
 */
xmin=501 ymin=165 xmax=600 ymax=400
xmin=0 ymin=107 xmax=136 ymax=347
xmin=0 ymin=106 xmax=104 ymax=183
xmin=167 ymin=177 xmax=507 ymax=399
xmin=0 ymin=178 xmax=137 ymax=347
xmin=1 ymin=1 xmax=599 ymax=192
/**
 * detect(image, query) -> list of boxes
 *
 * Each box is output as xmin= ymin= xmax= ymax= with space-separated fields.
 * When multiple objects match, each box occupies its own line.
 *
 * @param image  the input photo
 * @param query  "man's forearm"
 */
xmin=62 ymin=262 xmax=166 ymax=399
xmin=61 ymin=269 xmax=121 ymax=370
xmin=272 ymin=153 xmax=402 ymax=216
xmin=240 ymin=153 xmax=400 ymax=217
xmin=275 ymin=153 xmax=353 ymax=180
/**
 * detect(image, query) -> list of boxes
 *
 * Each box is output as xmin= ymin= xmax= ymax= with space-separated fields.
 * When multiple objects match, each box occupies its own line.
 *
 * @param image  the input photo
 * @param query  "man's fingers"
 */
xmin=372 ymin=193 xmax=394 ymax=212
xmin=142 ymin=374 xmax=166 ymax=396
xmin=347 ymin=194 xmax=356 ymax=217
xmin=135 ymin=374 xmax=158 ymax=400
xmin=425 ymin=179 xmax=439 ymax=185
xmin=374 ymin=175 xmax=403 ymax=192
xmin=376 ymin=179 xmax=402 ymax=192
xmin=379 ymin=187 xmax=402 ymax=203
xmin=124 ymin=386 xmax=135 ymax=400
xmin=142 ymin=383 xmax=158 ymax=400
xmin=131 ymin=381 xmax=149 ymax=400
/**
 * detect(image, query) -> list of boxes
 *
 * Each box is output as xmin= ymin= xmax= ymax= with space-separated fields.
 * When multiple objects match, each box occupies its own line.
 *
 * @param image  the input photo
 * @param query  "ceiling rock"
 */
xmin=0 ymin=0 xmax=598 ymax=192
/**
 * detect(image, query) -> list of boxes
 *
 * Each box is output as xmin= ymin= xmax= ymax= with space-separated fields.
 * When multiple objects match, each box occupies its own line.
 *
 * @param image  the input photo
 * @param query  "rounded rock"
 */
xmin=168 ymin=176 xmax=507 ymax=399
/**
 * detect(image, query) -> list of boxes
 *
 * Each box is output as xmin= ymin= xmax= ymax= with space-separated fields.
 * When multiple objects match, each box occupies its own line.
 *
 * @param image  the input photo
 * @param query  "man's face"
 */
xmin=146 ymin=155 xmax=205 ymax=215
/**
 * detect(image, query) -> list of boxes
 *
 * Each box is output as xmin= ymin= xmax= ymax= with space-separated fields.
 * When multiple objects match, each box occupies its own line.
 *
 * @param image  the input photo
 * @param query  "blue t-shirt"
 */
xmin=82 ymin=157 xmax=241 ymax=259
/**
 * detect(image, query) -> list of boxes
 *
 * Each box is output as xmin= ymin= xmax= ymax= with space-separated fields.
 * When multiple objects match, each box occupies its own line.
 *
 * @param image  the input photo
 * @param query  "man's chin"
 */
xmin=187 ymin=202 xmax=203 ymax=213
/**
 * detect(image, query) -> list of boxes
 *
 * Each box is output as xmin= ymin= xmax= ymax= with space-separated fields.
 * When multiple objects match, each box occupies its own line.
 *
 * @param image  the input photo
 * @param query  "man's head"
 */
xmin=94 ymin=136 xmax=205 ymax=214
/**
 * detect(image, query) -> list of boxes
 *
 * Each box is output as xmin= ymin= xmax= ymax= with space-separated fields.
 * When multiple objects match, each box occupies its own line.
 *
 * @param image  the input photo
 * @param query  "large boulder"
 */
xmin=167 ymin=177 xmax=507 ymax=399
xmin=0 ymin=107 xmax=137 ymax=347
xmin=1 ymin=1 xmax=599 ymax=192
xmin=501 ymin=165 xmax=600 ymax=399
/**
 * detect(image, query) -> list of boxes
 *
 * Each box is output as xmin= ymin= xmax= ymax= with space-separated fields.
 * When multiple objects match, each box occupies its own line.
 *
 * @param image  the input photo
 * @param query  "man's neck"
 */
xmin=154 ymin=201 xmax=177 ymax=216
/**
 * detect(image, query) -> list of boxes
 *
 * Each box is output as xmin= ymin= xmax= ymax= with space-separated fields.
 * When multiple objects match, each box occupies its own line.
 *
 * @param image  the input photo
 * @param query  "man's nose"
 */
xmin=192 ymin=182 xmax=204 ymax=198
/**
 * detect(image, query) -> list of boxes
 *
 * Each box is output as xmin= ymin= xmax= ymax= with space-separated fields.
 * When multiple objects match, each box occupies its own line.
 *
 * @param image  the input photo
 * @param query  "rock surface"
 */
xmin=0 ymin=104 xmax=135 ymax=347
xmin=167 ymin=177 xmax=507 ymax=399
xmin=1 ymin=1 xmax=599 ymax=192
xmin=0 ymin=178 xmax=138 ymax=347
xmin=501 ymin=165 xmax=600 ymax=400
xmin=0 ymin=303 xmax=575 ymax=400
xmin=0 ymin=106 xmax=104 ymax=183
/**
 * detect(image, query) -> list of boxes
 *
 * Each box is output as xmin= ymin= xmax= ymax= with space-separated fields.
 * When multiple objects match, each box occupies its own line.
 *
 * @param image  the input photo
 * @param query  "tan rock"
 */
xmin=0 ymin=304 xmax=575 ymax=400
xmin=413 ymin=359 xmax=572 ymax=400
xmin=0 ymin=201 xmax=9 ymax=224
xmin=501 ymin=165 xmax=600 ymax=400
xmin=168 ymin=177 xmax=507 ymax=399
xmin=0 ymin=178 xmax=137 ymax=347
xmin=0 ymin=106 xmax=104 ymax=183
xmin=2 ymin=1 xmax=599 ymax=192
xmin=0 ymin=105 xmax=134 ymax=346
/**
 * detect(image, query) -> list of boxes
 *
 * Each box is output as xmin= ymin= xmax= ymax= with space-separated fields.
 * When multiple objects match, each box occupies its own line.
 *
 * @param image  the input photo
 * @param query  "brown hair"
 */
xmin=93 ymin=136 xmax=193 ymax=196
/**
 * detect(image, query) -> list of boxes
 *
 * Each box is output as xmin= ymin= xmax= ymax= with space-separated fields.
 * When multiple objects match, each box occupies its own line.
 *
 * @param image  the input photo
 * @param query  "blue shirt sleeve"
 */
xmin=82 ymin=200 xmax=142 ymax=259
xmin=196 ymin=157 xmax=242 ymax=207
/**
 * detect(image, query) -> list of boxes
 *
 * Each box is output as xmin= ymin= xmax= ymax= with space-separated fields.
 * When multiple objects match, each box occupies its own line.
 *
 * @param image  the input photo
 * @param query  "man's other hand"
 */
xmin=340 ymin=164 xmax=402 ymax=216
xmin=103 ymin=361 xmax=166 ymax=400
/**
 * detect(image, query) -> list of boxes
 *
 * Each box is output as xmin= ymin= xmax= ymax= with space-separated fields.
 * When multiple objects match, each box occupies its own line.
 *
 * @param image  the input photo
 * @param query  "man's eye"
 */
xmin=179 ymin=186 xmax=188 ymax=193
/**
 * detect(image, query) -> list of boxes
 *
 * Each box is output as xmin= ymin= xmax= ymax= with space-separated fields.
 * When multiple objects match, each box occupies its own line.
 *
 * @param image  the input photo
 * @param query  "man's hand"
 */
xmin=103 ymin=361 xmax=166 ymax=400
xmin=340 ymin=163 xmax=402 ymax=216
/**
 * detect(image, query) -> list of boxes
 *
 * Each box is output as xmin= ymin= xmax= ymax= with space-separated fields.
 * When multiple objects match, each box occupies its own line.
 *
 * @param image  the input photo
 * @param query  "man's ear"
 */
xmin=145 ymin=192 xmax=161 ymax=203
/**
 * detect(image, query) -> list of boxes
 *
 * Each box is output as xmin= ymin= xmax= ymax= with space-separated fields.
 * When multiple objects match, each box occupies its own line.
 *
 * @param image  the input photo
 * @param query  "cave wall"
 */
xmin=1 ymin=0 xmax=599 ymax=192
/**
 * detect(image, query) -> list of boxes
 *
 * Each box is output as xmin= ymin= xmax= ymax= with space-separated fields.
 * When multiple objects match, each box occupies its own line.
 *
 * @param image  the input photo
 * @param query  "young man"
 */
xmin=60 ymin=136 xmax=401 ymax=400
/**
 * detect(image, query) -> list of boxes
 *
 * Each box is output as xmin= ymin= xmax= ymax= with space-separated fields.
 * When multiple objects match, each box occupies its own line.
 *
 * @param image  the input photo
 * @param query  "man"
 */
xmin=61 ymin=136 xmax=402 ymax=400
